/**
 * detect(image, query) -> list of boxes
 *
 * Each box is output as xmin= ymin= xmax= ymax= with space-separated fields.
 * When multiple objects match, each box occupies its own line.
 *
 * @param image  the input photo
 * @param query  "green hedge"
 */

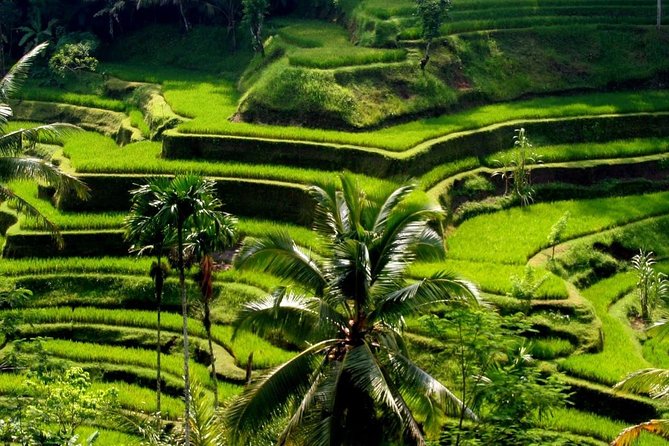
xmin=57 ymin=174 xmax=315 ymax=225
xmin=164 ymin=112 xmax=669 ymax=178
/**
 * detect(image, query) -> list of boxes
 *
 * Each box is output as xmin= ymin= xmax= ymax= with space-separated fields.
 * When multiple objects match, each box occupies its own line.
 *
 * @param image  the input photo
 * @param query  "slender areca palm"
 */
xmin=152 ymin=174 xmax=230 ymax=444
xmin=124 ymin=178 xmax=174 ymax=416
xmin=1 ymin=42 xmax=88 ymax=246
xmin=226 ymin=174 xmax=480 ymax=446
xmin=188 ymin=208 xmax=238 ymax=408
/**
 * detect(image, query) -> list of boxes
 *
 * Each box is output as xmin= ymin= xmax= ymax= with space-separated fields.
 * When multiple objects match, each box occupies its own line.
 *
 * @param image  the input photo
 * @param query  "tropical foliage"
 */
xmin=226 ymin=174 xmax=480 ymax=445
xmin=0 ymin=42 xmax=88 ymax=244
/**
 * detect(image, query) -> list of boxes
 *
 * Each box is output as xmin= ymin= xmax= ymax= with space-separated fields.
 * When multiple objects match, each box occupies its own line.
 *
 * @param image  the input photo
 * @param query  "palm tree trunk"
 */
xmin=155 ymin=253 xmax=163 ymax=417
xmin=206 ymin=322 xmax=219 ymax=408
xmin=179 ymin=1 xmax=190 ymax=32
xmin=201 ymin=255 xmax=219 ymax=407
xmin=658 ymin=0 xmax=663 ymax=29
xmin=178 ymin=221 xmax=191 ymax=443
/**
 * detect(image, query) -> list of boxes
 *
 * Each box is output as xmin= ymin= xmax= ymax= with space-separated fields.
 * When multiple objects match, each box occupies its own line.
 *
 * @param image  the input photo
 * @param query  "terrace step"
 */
xmin=162 ymin=112 xmax=669 ymax=178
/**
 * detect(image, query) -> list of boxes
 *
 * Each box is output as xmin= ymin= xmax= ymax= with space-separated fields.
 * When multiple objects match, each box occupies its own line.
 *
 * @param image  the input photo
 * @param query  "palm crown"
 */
xmin=226 ymin=174 xmax=480 ymax=446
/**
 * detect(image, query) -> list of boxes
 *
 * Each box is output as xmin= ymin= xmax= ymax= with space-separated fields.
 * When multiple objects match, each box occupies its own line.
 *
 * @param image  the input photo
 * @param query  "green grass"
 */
xmin=447 ymin=192 xmax=669 ymax=264
xmin=8 ymin=181 xmax=125 ymax=231
xmin=540 ymin=407 xmax=669 ymax=445
xmin=485 ymin=138 xmax=669 ymax=166
xmin=76 ymin=425 xmax=141 ymax=446
xmin=10 ymin=306 xmax=294 ymax=368
xmin=528 ymin=337 xmax=575 ymax=359
xmin=409 ymin=259 xmax=568 ymax=299
xmin=174 ymin=89 xmax=669 ymax=151
xmin=128 ymin=109 xmax=150 ymax=138
xmin=16 ymin=84 xmax=127 ymax=112
xmin=276 ymin=20 xmax=407 ymax=69
xmin=0 ymin=371 xmax=184 ymax=421
xmin=559 ymin=272 xmax=647 ymax=385
xmin=55 ymin=129 xmax=395 ymax=195
xmin=0 ymin=257 xmax=152 ymax=276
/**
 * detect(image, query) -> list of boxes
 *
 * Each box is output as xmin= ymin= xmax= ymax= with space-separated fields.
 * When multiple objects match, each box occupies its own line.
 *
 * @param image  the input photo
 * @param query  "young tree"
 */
xmin=416 ymin=0 xmax=450 ymax=70
xmin=226 ymin=174 xmax=480 ymax=445
xmin=125 ymin=179 xmax=174 ymax=417
xmin=1 ymin=42 xmax=89 ymax=246
xmin=153 ymin=175 xmax=230 ymax=444
xmin=547 ymin=211 xmax=570 ymax=260
xmin=1 ymin=367 xmax=118 ymax=445
xmin=424 ymin=309 xmax=566 ymax=446
xmin=509 ymin=266 xmax=548 ymax=313
xmin=492 ymin=128 xmax=541 ymax=207
xmin=631 ymin=250 xmax=668 ymax=322
xmin=243 ymin=0 xmax=269 ymax=57
xmin=188 ymin=211 xmax=238 ymax=408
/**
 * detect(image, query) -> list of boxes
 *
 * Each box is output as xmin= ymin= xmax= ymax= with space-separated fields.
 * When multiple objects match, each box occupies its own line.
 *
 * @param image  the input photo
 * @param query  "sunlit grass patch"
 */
xmin=558 ymin=272 xmax=646 ymax=385
xmin=447 ymin=192 xmax=669 ymax=264
xmin=409 ymin=259 xmax=568 ymax=299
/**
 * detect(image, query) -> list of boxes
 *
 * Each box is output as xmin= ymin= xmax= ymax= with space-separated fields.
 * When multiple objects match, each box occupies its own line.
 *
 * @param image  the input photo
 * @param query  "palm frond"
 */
xmin=648 ymin=319 xmax=669 ymax=340
xmin=385 ymin=349 xmax=477 ymax=422
xmin=0 ymin=124 xmax=80 ymax=156
xmin=0 ymin=184 xmax=63 ymax=248
xmin=0 ymin=157 xmax=89 ymax=200
xmin=0 ymin=41 xmax=48 ymax=101
xmin=225 ymin=339 xmax=337 ymax=445
xmin=370 ymin=272 xmax=480 ymax=326
xmin=611 ymin=419 xmax=669 ymax=446
xmin=328 ymin=239 xmax=372 ymax=308
xmin=277 ymin=356 xmax=330 ymax=445
xmin=233 ymin=288 xmax=346 ymax=344
xmin=0 ymin=104 xmax=11 ymax=129
xmin=308 ymin=184 xmax=340 ymax=240
xmin=340 ymin=173 xmax=366 ymax=237
xmin=372 ymin=182 xmax=416 ymax=234
xmin=234 ymin=232 xmax=326 ymax=294
xmin=344 ymin=342 xmax=402 ymax=419
xmin=615 ymin=368 xmax=669 ymax=399
xmin=189 ymin=379 xmax=225 ymax=446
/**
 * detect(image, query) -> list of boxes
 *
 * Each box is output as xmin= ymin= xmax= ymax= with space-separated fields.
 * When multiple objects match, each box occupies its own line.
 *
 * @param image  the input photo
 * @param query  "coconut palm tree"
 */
xmin=226 ymin=174 xmax=480 ymax=446
xmin=152 ymin=174 xmax=230 ymax=444
xmin=124 ymin=178 xmax=174 ymax=416
xmin=1 ymin=42 xmax=88 ymax=246
xmin=188 ymin=208 xmax=238 ymax=408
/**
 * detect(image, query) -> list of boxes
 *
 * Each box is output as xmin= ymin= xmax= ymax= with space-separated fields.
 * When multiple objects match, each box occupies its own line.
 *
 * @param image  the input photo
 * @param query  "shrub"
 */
xmin=49 ymin=42 xmax=98 ymax=78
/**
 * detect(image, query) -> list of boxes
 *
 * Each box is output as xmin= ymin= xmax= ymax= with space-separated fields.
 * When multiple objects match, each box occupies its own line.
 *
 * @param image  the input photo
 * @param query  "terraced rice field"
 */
xmin=4 ymin=3 xmax=669 ymax=444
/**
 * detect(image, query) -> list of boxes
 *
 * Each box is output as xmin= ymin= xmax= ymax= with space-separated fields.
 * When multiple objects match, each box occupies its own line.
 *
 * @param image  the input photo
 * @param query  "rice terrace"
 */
xmin=3 ymin=0 xmax=669 ymax=444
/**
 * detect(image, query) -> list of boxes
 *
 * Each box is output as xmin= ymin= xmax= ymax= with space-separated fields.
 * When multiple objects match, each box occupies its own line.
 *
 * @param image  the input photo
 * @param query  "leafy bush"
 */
xmin=49 ymin=42 xmax=99 ymax=78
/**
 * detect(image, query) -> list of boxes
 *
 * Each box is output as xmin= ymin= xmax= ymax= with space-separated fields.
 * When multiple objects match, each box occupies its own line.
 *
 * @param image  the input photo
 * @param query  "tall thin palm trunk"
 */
xmin=179 ymin=1 xmax=190 ymax=32
xmin=178 ymin=221 xmax=191 ymax=443
xmin=201 ymin=255 xmax=219 ymax=407
xmin=154 ymin=253 xmax=164 ymax=417
xmin=659 ymin=0 xmax=663 ymax=29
